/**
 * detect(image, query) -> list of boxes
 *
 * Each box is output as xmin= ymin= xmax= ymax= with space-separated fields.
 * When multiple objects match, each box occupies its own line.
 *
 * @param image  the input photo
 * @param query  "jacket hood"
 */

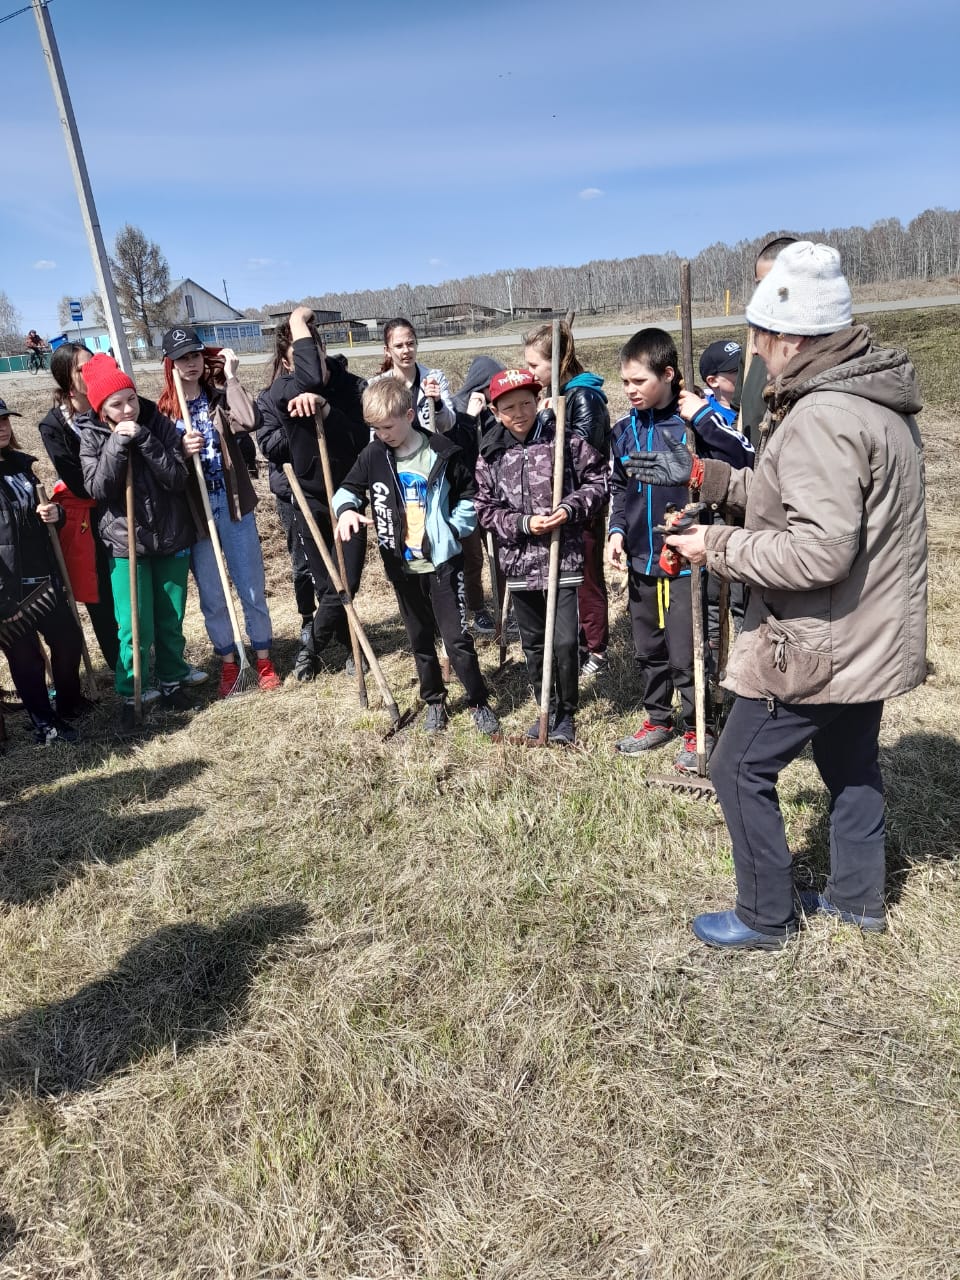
xmin=452 ymin=357 xmax=506 ymax=413
xmin=803 ymin=347 xmax=923 ymax=416
xmin=0 ymin=448 xmax=37 ymax=472
xmin=563 ymin=371 xmax=607 ymax=402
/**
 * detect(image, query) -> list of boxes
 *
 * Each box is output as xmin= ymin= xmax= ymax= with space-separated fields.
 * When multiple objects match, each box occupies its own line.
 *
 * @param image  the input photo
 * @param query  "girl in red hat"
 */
xmin=78 ymin=355 xmax=198 ymax=728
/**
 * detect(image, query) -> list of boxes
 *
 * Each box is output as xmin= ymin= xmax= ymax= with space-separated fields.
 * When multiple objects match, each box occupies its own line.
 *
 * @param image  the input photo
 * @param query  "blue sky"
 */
xmin=3 ymin=0 xmax=958 ymax=334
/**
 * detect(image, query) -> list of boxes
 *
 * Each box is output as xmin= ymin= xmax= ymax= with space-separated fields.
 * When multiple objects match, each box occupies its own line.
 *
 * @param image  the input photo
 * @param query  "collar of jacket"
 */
xmin=478 ymin=409 xmax=552 ymax=461
xmin=765 ymin=325 xmax=872 ymax=419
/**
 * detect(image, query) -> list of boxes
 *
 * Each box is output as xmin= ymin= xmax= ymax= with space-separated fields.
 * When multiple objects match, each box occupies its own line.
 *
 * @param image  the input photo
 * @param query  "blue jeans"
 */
xmin=191 ymin=492 xmax=273 ymax=655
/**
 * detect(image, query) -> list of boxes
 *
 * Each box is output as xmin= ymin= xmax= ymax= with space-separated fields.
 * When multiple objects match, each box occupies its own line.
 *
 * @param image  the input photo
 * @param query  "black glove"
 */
xmin=625 ymin=431 xmax=692 ymax=486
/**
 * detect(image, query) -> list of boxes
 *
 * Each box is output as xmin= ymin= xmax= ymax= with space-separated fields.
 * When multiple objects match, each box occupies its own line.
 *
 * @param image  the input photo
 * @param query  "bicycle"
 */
xmin=26 ymin=348 xmax=49 ymax=374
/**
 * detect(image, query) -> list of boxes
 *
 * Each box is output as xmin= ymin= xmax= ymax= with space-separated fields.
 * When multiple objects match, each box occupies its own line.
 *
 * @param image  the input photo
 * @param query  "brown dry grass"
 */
xmin=0 ymin=310 xmax=958 ymax=1278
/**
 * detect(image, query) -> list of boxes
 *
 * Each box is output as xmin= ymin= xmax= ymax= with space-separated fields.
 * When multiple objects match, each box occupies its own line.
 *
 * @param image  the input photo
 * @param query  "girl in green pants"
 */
xmin=78 ymin=355 xmax=198 ymax=726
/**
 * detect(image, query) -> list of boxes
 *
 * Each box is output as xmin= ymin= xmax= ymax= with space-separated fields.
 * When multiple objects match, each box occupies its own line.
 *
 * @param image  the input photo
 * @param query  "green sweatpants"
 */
xmin=109 ymin=552 xmax=191 ymax=697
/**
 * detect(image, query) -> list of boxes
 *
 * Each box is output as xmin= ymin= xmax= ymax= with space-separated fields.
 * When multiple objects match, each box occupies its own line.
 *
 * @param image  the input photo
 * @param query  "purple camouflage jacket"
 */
xmin=474 ymin=412 xmax=607 ymax=591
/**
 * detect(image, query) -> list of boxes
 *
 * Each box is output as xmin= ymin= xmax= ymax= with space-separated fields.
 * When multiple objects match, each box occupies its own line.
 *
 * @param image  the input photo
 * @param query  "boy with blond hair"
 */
xmin=333 ymin=380 xmax=499 ymax=736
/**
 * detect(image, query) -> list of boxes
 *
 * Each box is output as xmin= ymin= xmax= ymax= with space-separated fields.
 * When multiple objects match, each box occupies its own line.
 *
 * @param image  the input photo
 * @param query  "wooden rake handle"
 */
xmin=283 ymin=464 xmax=400 ymax=724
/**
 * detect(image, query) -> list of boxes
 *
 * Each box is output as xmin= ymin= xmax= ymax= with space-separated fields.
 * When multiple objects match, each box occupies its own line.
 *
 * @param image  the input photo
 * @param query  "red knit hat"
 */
xmin=82 ymin=354 xmax=136 ymax=415
xmin=488 ymin=368 xmax=541 ymax=404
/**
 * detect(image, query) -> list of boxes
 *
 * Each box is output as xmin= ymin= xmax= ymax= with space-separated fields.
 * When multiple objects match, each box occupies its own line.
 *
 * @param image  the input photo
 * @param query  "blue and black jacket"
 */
xmin=609 ymin=398 xmax=754 ymax=578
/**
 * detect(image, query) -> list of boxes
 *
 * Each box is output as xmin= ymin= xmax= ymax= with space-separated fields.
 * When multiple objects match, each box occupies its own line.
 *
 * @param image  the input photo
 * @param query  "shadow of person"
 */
xmin=0 ymin=901 xmax=311 ymax=1098
xmin=790 ymin=731 xmax=960 ymax=906
xmin=0 ymin=760 xmax=208 ymax=905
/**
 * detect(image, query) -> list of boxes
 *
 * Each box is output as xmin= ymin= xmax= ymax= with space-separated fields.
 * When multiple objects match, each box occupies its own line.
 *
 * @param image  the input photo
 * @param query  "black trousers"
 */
xmin=511 ymin=585 xmax=580 ymax=719
xmin=627 ymin=570 xmax=695 ymax=728
xmin=392 ymin=556 xmax=488 ymax=706
xmin=712 ymin=697 xmax=886 ymax=934
xmin=276 ymin=497 xmax=316 ymax=621
xmin=1 ymin=594 xmax=83 ymax=728
xmin=293 ymin=506 xmax=366 ymax=650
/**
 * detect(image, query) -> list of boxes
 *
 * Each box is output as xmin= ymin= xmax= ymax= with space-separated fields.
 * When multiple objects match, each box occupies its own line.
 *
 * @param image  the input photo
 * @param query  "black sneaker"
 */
xmin=471 ymin=608 xmax=496 ymax=636
xmin=674 ymin=729 xmax=716 ymax=775
xmin=160 ymin=682 xmax=192 ymax=711
xmin=35 ymin=716 xmax=79 ymax=746
xmin=470 ymin=704 xmax=500 ymax=736
xmin=526 ymin=712 xmax=554 ymax=740
xmin=548 ymin=713 xmax=576 ymax=745
xmin=344 ymin=652 xmax=370 ymax=677
xmin=294 ymin=644 xmax=318 ymax=683
xmin=424 ymin=702 xmax=449 ymax=733
xmin=579 ymin=652 xmax=607 ymax=681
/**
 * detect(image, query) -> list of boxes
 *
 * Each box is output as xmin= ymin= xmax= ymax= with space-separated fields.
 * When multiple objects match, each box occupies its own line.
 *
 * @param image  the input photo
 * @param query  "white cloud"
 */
xmin=247 ymin=257 xmax=275 ymax=269
xmin=428 ymin=257 xmax=443 ymax=266
xmin=33 ymin=259 xmax=57 ymax=270
xmin=579 ymin=188 xmax=604 ymax=201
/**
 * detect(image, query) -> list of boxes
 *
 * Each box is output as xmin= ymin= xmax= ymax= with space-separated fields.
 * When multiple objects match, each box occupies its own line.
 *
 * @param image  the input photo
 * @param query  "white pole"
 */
xmin=32 ymin=0 xmax=133 ymax=374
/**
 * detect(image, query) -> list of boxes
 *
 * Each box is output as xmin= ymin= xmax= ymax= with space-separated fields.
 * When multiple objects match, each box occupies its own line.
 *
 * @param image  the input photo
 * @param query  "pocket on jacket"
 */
xmin=757 ymin=612 xmax=832 ymax=701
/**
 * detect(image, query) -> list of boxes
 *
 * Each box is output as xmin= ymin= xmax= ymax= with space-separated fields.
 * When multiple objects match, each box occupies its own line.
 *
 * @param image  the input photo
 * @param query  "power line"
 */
xmin=0 ymin=3 xmax=40 ymax=25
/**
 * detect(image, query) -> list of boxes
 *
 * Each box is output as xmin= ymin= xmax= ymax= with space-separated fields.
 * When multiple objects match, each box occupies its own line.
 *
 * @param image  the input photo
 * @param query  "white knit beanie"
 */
xmin=746 ymin=241 xmax=852 ymax=336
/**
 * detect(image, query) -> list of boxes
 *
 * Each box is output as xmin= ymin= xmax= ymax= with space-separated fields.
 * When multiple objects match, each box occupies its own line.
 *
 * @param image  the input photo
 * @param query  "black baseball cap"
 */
xmin=161 ymin=325 xmax=205 ymax=361
xmin=699 ymin=340 xmax=742 ymax=381
xmin=0 ymin=398 xmax=22 ymax=419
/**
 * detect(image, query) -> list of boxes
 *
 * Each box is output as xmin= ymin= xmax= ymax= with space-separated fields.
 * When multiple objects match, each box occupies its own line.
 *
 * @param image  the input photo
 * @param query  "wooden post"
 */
xmin=680 ymin=261 xmax=707 ymax=777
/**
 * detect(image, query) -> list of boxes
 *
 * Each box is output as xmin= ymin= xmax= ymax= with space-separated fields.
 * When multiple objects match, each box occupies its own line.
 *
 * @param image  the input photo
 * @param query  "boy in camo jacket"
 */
xmin=474 ymin=369 xmax=607 ymax=744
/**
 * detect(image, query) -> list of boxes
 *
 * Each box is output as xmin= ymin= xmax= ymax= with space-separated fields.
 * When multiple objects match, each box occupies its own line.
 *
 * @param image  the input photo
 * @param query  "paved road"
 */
xmin=3 ymin=293 xmax=957 ymax=388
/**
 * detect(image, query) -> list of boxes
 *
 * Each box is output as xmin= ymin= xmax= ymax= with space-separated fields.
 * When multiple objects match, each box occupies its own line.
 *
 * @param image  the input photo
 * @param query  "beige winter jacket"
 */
xmin=700 ymin=345 xmax=927 ymax=705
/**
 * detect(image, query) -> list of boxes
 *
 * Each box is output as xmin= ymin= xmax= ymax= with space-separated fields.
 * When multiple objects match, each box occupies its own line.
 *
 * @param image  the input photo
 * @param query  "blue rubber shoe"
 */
xmin=693 ymin=908 xmax=797 ymax=951
xmin=798 ymin=891 xmax=886 ymax=933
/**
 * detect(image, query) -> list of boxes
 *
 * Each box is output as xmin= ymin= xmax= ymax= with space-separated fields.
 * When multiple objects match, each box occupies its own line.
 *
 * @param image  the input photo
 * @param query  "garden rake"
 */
xmin=173 ymin=367 xmax=257 ymax=696
xmin=284 ymin=465 xmax=418 ymax=739
xmin=645 ymin=261 xmax=717 ymax=802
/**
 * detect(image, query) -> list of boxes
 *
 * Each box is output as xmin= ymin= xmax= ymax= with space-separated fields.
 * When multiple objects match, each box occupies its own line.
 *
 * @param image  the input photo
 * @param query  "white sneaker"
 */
xmin=181 ymin=665 xmax=210 ymax=686
xmin=141 ymin=687 xmax=162 ymax=704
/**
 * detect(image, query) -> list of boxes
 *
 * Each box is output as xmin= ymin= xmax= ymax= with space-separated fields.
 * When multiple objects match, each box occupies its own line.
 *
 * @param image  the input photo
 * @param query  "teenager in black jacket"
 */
xmin=0 ymin=401 xmax=84 ymax=744
xmin=260 ymin=307 xmax=368 ymax=680
xmin=37 ymin=342 xmax=119 ymax=669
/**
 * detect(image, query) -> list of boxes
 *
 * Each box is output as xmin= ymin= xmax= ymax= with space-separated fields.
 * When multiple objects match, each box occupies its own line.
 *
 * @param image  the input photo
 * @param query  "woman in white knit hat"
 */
xmin=626 ymin=241 xmax=928 ymax=950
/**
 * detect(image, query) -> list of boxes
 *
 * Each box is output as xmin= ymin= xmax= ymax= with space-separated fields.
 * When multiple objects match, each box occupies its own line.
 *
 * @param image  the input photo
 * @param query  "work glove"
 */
xmin=625 ymin=431 xmax=692 ymax=486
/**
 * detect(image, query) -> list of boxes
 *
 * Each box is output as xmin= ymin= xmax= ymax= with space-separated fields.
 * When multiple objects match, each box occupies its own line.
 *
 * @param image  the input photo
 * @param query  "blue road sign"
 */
xmin=69 ymin=300 xmax=83 ymax=322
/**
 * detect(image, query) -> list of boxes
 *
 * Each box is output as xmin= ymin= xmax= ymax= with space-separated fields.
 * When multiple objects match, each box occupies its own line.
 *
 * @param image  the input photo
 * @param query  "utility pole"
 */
xmin=505 ymin=272 xmax=514 ymax=320
xmin=32 ymin=0 xmax=132 ymax=373
xmin=222 ymin=279 xmax=231 ymax=307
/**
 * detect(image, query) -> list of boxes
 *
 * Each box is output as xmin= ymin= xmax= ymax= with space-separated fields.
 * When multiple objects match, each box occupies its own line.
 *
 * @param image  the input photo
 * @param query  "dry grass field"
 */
xmin=0 ymin=310 xmax=958 ymax=1278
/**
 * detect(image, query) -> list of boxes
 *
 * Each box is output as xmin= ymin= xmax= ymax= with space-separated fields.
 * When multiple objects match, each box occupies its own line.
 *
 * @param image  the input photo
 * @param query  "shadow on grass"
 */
xmin=0 ymin=760 xmax=208 ymax=905
xmin=0 ymin=901 xmax=310 ymax=1097
xmin=792 ymin=731 xmax=960 ymax=905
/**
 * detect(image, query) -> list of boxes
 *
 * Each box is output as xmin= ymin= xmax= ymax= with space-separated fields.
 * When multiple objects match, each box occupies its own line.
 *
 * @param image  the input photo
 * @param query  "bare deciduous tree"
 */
xmin=0 ymin=290 xmax=23 ymax=353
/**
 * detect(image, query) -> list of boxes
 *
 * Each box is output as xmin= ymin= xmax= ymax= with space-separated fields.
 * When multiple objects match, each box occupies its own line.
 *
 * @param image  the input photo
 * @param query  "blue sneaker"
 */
xmin=692 ymin=908 xmax=797 ymax=951
xmin=798 ymin=891 xmax=886 ymax=933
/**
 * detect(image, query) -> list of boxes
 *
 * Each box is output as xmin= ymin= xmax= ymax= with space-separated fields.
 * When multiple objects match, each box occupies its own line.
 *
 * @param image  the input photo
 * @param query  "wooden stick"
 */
xmin=498 ymin=583 xmax=511 ymax=669
xmin=315 ymin=411 xmax=367 ymax=707
xmin=284 ymin=464 xmax=402 ymax=725
xmin=37 ymin=482 xmax=98 ymax=698
xmin=125 ymin=457 xmax=142 ymax=721
xmin=425 ymin=397 xmax=452 ymax=683
xmin=680 ymin=260 xmax=707 ymax=776
xmin=537 ymin=319 xmax=566 ymax=745
xmin=173 ymin=368 xmax=253 ymax=683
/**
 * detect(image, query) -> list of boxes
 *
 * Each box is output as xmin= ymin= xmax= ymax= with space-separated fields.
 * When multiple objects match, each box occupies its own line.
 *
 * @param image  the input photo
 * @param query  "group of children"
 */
xmin=1 ymin=314 xmax=753 ymax=764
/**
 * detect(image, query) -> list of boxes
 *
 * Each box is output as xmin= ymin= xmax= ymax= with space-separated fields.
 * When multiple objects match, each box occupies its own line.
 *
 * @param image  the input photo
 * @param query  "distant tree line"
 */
xmin=258 ymin=206 xmax=960 ymax=322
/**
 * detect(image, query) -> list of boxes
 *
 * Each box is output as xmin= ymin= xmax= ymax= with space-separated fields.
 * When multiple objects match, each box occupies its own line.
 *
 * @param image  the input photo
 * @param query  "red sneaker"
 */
xmin=256 ymin=657 xmax=281 ymax=691
xmin=218 ymin=660 xmax=240 ymax=698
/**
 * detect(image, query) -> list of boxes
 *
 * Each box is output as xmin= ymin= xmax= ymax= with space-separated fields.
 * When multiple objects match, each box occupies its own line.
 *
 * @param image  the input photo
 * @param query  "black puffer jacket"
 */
xmin=79 ymin=398 xmax=196 ymax=558
xmin=38 ymin=405 xmax=90 ymax=498
xmin=259 ymin=340 xmax=368 ymax=518
xmin=0 ymin=449 xmax=63 ymax=614
xmin=562 ymin=378 xmax=611 ymax=459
